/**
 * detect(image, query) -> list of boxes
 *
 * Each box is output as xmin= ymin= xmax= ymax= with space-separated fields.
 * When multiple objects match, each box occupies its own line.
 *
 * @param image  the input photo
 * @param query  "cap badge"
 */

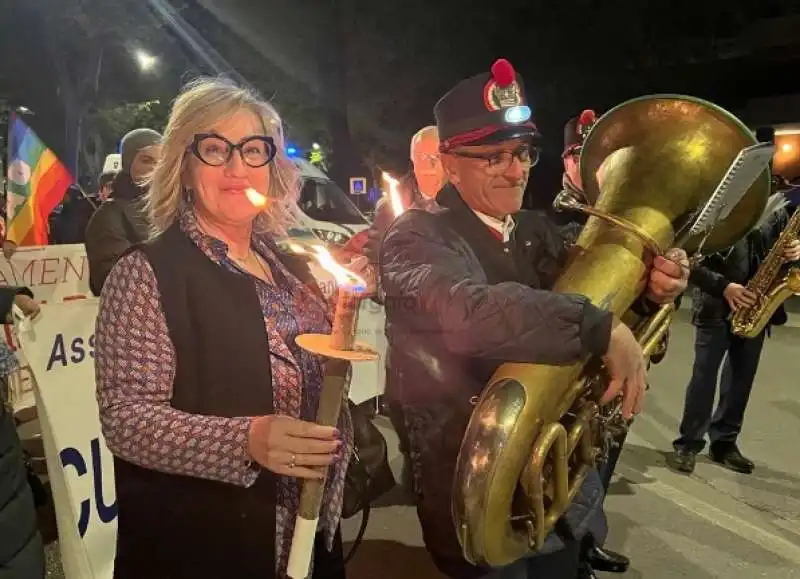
xmin=483 ymin=58 xmax=523 ymax=112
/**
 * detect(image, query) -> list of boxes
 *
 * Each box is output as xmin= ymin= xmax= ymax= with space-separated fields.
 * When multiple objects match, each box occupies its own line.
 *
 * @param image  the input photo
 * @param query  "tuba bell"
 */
xmin=451 ymin=95 xmax=771 ymax=568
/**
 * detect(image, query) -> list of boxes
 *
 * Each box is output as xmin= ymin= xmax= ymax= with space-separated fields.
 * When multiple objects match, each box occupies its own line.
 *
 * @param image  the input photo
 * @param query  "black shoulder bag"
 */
xmin=341 ymin=400 xmax=396 ymax=563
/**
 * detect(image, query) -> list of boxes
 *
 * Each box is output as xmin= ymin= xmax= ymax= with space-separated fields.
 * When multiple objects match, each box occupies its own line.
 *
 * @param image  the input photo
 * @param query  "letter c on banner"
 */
xmin=59 ymin=447 xmax=91 ymax=538
xmin=59 ymin=439 xmax=118 ymax=537
xmin=91 ymin=438 xmax=118 ymax=523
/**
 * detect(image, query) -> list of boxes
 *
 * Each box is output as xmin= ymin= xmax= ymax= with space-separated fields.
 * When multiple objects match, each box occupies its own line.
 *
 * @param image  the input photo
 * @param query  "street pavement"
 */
xmin=40 ymin=310 xmax=800 ymax=578
xmin=342 ymin=309 xmax=800 ymax=578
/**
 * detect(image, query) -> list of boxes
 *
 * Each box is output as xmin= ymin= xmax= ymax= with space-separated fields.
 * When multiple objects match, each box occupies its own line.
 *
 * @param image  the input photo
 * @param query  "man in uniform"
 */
xmin=380 ymin=59 xmax=689 ymax=578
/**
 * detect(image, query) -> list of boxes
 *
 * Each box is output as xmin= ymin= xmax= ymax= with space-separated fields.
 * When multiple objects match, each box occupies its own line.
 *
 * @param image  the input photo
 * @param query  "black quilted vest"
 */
xmin=112 ymin=224 xmax=318 ymax=578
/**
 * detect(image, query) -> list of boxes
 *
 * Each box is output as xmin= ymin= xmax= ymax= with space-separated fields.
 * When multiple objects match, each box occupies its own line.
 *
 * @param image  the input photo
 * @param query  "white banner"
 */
xmin=19 ymin=300 xmax=115 ymax=579
xmin=3 ymin=244 xmax=91 ymax=414
xmin=1 ymin=244 xmax=90 ymax=303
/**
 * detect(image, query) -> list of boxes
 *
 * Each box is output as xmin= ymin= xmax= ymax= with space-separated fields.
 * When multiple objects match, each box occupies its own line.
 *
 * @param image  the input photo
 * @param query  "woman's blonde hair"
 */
xmin=145 ymin=76 xmax=301 ymax=238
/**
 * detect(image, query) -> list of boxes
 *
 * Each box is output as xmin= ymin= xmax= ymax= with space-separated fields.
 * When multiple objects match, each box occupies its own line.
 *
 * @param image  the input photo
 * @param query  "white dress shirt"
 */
xmin=473 ymin=211 xmax=516 ymax=242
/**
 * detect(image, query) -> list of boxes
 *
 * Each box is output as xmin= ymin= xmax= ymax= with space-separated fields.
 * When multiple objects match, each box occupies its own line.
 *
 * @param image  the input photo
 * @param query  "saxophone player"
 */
xmin=380 ymin=59 xmax=689 ymax=579
xmin=668 ymin=187 xmax=800 ymax=475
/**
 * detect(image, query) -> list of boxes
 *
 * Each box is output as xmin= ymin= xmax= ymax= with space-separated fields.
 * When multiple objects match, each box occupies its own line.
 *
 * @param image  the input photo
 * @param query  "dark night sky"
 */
xmin=2 ymin=0 xmax=800 ymax=199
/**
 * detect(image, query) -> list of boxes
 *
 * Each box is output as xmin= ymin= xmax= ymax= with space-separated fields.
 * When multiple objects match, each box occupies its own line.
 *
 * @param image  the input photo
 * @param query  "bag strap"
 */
xmin=342 ymin=445 xmax=371 ymax=564
xmin=343 ymin=503 xmax=371 ymax=565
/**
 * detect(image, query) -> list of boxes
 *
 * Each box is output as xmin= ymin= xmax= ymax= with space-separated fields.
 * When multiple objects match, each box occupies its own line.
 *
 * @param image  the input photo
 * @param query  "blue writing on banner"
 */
xmin=59 ymin=438 xmax=118 ymax=537
xmin=47 ymin=333 xmax=95 ymax=371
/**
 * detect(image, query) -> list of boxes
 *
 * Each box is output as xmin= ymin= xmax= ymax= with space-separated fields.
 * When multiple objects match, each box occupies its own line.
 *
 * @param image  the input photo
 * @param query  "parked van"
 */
xmin=292 ymin=159 xmax=370 ymax=244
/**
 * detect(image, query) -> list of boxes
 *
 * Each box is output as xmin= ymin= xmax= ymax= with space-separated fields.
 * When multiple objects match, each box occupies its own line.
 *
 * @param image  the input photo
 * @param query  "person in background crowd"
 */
xmin=668 ymin=184 xmax=800 ymax=475
xmin=2 ymin=201 xmax=16 ymax=259
xmin=360 ymin=125 xmax=446 ymax=258
xmin=0 ymin=206 xmax=10 ymax=259
xmin=49 ymin=183 xmax=98 ymax=244
xmin=85 ymin=128 xmax=162 ymax=295
xmin=407 ymin=124 xmax=447 ymax=212
xmin=0 ymin=285 xmax=44 ymax=579
xmin=98 ymin=170 xmax=116 ymax=201
xmin=346 ymin=125 xmax=449 ymax=487
xmin=379 ymin=59 xmax=688 ymax=578
xmin=96 ymin=77 xmax=372 ymax=578
xmin=340 ymin=125 xmax=447 ymax=260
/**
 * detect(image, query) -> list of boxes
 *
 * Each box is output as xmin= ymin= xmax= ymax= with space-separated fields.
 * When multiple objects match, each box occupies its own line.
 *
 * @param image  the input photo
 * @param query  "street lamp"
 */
xmin=135 ymin=49 xmax=158 ymax=72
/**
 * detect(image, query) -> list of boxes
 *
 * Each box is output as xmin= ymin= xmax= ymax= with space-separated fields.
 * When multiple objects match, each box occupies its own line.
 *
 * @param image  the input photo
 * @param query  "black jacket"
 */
xmin=85 ymin=174 xmax=150 ymax=296
xmin=382 ymin=186 xmax=614 ymax=405
xmin=690 ymin=204 xmax=791 ymax=325
xmin=0 ymin=286 xmax=44 ymax=579
xmin=49 ymin=187 xmax=98 ymax=245
xmin=379 ymin=185 xmax=611 ymax=576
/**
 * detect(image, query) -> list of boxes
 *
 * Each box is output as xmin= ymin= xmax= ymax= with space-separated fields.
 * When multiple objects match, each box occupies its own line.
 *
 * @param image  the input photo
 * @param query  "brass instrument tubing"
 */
xmin=554 ymin=195 xmax=665 ymax=256
xmin=637 ymin=304 xmax=676 ymax=357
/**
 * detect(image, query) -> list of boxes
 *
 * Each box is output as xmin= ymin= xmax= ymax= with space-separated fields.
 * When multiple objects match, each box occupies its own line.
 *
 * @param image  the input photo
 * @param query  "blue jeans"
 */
xmin=674 ymin=321 xmax=766 ymax=452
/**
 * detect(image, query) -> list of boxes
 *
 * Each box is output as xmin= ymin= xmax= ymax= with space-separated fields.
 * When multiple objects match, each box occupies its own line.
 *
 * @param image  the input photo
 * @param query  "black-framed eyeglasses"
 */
xmin=451 ymin=145 xmax=540 ymax=174
xmin=190 ymin=133 xmax=277 ymax=168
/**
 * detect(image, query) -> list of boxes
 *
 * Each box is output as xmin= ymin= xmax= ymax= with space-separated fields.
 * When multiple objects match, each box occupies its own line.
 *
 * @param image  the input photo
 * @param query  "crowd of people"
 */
xmin=0 ymin=56 xmax=796 ymax=579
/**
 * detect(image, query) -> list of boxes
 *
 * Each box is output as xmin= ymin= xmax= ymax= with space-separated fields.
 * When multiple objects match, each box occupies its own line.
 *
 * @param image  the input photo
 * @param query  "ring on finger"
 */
xmin=289 ymin=453 xmax=296 ymax=469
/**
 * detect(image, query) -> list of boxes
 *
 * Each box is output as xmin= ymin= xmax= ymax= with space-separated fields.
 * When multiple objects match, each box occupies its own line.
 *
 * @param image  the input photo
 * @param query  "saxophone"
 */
xmin=451 ymin=95 xmax=772 ymax=569
xmin=730 ymin=207 xmax=800 ymax=338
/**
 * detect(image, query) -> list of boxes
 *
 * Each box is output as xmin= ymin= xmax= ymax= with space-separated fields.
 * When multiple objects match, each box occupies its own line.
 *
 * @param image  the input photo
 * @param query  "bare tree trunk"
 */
xmin=46 ymin=31 xmax=103 ymax=178
xmin=316 ymin=0 xmax=367 ymax=200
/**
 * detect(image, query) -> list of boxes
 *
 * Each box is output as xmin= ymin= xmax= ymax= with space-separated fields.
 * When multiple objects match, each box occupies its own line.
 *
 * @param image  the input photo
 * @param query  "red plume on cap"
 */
xmin=491 ymin=59 xmax=516 ymax=88
xmin=577 ymin=109 xmax=597 ymax=139
xmin=578 ymin=109 xmax=596 ymax=129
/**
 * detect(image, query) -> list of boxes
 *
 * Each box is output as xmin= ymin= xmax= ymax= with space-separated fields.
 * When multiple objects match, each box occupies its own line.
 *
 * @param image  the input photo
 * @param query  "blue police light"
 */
xmin=504 ymin=105 xmax=532 ymax=124
xmin=286 ymin=146 xmax=298 ymax=156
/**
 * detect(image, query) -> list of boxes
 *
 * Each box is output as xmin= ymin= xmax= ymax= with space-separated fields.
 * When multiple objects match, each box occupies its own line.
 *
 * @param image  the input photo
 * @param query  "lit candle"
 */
xmin=310 ymin=246 xmax=367 ymax=352
xmin=331 ymin=287 xmax=361 ymax=350
xmin=382 ymin=171 xmax=405 ymax=217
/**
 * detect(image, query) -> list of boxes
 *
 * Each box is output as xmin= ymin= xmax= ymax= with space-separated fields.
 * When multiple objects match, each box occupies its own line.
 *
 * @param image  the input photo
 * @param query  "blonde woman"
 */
xmin=95 ymin=77 xmax=358 ymax=578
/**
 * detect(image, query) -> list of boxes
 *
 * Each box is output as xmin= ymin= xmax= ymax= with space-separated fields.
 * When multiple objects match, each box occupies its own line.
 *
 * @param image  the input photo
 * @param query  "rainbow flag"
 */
xmin=5 ymin=113 xmax=73 ymax=245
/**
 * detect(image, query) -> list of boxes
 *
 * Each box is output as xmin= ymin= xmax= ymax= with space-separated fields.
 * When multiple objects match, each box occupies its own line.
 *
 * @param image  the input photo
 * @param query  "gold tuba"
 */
xmin=451 ymin=95 xmax=771 ymax=569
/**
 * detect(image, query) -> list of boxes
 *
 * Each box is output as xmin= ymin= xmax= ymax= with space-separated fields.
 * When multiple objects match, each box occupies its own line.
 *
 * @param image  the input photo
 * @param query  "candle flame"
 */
xmin=245 ymin=188 xmax=267 ymax=207
xmin=310 ymin=245 xmax=366 ymax=291
xmin=382 ymin=172 xmax=404 ymax=217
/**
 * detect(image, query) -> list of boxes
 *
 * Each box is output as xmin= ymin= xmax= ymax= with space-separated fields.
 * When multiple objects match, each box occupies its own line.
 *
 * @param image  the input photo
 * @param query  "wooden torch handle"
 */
xmin=287 ymin=358 xmax=350 ymax=578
